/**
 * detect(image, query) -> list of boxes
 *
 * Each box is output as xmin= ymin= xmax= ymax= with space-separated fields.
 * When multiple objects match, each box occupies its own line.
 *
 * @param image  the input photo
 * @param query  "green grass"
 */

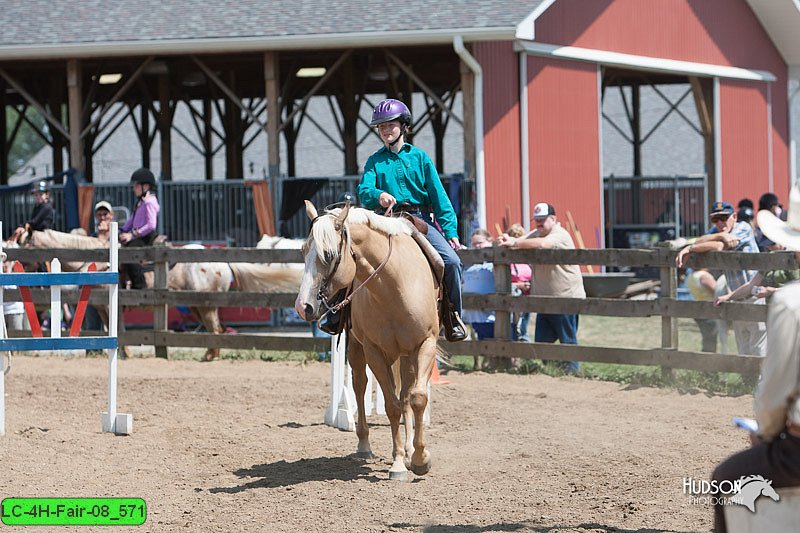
xmin=445 ymin=315 xmax=754 ymax=395
xmin=118 ymin=316 xmax=754 ymax=395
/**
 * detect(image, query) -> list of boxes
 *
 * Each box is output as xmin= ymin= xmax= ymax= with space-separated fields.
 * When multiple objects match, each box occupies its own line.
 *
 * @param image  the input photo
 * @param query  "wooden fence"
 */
xmin=5 ymin=245 xmax=798 ymax=374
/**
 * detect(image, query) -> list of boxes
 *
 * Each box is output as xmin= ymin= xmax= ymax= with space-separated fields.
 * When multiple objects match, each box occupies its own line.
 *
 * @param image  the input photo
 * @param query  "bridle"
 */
xmin=310 ymin=211 xmax=394 ymax=321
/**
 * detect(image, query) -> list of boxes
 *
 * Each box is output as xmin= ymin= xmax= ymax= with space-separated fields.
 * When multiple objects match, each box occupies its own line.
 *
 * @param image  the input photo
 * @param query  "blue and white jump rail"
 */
xmin=0 ymin=222 xmax=132 ymax=436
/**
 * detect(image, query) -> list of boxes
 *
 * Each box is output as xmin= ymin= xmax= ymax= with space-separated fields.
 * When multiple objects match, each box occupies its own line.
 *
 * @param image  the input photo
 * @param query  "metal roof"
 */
xmin=745 ymin=0 xmax=800 ymax=65
xmin=0 ymin=0 xmax=542 ymax=59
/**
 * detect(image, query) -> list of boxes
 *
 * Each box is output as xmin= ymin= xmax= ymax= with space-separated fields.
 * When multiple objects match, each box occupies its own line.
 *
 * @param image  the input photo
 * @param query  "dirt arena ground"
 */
xmin=2 ymin=355 xmax=753 ymax=532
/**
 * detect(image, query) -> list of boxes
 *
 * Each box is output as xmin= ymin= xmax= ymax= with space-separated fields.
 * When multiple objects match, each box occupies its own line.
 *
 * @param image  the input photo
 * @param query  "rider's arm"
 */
xmin=357 ymin=155 xmax=382 ymax=210
xmin=422 ymin=152 xmax=458 ymax=240
xmin=133 ymin=198 xmax=159 ymax=238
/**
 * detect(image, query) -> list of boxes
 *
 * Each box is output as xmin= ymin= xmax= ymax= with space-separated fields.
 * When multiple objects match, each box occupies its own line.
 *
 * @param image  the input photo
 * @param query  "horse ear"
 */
xmin=304 ymin=200 xmax=318 ymax=221
xmin=334 ymin=204 xmax=350 ymax=231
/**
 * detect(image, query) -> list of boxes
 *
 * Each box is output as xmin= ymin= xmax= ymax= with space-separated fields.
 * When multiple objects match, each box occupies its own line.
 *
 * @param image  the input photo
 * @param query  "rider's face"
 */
xmin=377 ymin=121 xmax=402 ymax=144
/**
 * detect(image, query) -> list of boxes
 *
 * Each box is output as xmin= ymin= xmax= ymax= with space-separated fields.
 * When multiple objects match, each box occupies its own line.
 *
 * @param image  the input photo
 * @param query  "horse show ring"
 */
xmin=3 ymin=351 xmax=750 ymax=532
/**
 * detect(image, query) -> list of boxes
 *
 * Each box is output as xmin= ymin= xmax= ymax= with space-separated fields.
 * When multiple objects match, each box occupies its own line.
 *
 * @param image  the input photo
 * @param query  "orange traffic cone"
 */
xmin=431 ymin=361 xmax=449 ymax=385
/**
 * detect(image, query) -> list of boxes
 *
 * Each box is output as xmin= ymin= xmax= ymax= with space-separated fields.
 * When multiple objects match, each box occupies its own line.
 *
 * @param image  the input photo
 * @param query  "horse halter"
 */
xmin=310 ymin=212 xmax=393 ymax=320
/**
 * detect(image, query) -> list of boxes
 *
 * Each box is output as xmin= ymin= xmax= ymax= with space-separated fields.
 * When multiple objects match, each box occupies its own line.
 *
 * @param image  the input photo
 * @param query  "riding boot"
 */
xmin=443 ymin=300 xmax=467 ymax=342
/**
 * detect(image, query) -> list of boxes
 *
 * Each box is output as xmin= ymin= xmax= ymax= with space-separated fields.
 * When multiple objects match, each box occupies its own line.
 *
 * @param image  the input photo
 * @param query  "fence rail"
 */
xmin=5 ymin=245 xmax=794 ymax=375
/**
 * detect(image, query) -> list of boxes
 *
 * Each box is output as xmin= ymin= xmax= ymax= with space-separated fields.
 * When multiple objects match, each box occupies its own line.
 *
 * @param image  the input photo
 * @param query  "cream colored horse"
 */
xmin=13 ymin=228 xmax=305 ymax=361
xmin=294 ymin=201 xmax=441 ymax=481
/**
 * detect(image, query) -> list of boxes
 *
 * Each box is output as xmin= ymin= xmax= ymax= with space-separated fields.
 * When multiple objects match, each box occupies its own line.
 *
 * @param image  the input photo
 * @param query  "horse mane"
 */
xmin=311 ymin=207 xmax=412 ymax=263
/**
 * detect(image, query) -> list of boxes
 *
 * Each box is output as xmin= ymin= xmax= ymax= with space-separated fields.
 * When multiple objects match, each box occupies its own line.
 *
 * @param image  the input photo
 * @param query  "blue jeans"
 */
xmin=424 ymin=221 xmax=463 ymax=315
xmin=471 ymin=322 xmax=494 ymax=340
xmin=514 ymin=312 xmax=531 ymax=342
xmin=535 ymin=313 xmax=580 ymax=373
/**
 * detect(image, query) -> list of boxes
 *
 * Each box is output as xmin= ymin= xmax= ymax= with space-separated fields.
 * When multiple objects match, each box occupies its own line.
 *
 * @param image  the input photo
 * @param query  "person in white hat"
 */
xmin=711 ymin=183 xmax=800 ymax=533
xmin=497 ymin=202 xmax=585 ymax=375
xmin=92 ymin=201 xmax=114 ymax=242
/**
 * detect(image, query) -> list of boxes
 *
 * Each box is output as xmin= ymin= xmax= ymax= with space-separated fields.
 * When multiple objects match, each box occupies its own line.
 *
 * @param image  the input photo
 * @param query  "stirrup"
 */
xmin=445 ymin=310 xmax=467 ymax=342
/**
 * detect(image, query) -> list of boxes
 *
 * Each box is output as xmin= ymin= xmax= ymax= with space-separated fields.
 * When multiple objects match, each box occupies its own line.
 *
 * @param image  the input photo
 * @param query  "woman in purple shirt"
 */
xmin=120 ymin=168 xmax=160 ymax=289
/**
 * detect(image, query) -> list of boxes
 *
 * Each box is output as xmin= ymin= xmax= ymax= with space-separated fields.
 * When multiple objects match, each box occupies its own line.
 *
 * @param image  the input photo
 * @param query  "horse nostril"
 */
xmin=305 ymin=304 xmax=314 ymax=318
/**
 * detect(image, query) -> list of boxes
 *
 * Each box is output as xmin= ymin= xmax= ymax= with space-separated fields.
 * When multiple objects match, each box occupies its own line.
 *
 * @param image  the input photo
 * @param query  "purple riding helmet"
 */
xmin=369 ymin=98 xmax=412 ymax=127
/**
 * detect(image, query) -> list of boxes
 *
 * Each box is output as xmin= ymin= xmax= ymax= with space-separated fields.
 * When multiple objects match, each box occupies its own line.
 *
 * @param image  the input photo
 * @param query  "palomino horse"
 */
xmin=294 ymin=201 xmax=441 ymax=480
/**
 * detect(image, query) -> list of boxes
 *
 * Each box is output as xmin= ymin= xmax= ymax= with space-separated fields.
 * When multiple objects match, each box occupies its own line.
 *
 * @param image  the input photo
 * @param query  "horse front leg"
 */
xmin=364 ymin=344 xmax=406 ymax=481
xmin=409 ymin=336 xmax=437 ymax=476
xmin=399 ymin=357 xmax=415 ymax=468
xmin=348 ymin=340 xmax=373 ymax=459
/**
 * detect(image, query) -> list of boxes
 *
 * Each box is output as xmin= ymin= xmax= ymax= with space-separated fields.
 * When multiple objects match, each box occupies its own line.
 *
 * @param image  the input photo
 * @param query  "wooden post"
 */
xmin=140 ymin=103 xmax=151 ymax=169
xmin=342 ymin=56 xmax=358 ymax=175
xmin=49 ymin=78 xmax=64 ymax=174
xmin=660 ymin=264 xmax=678 ymax=380
xmin=493 ymin=249 xmax=513 ymax=370
xmin=203 ymin=95 xmax=213 ymax=180
xmin=153 ymin=246 xmax=169 ymax=359
xmin=67 ymin=59 xmax=85 ymax=173
xmin=264 ymin=52 xmax=280 ymax=180
xmin=158 ymin=73 xmax=172 ymax=180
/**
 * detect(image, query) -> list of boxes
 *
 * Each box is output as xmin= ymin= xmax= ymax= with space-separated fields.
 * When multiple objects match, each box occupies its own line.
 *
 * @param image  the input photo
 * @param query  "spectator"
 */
xmin=498 ymin=202 xmax=586 ymax=375
xmin=82 ymin=201 xmax=116 ymax=333
xmin=676 ymin=201 xmax=766 ymax=357
xmin=120 ymin=169 xmax=160 ymax=289
xmin=13 ymin=180 xmax=55 ymax=240
xmin=507 ymin=223 xmax=532 ymax=341
xmin=686 ymin=268 xmax=717 ymax=352
xmin=756 ymin=192 xmax=785 ymax=252
xmin=92 ymin=201 xmax=114 ymax=242
xmin=462 ymin=229 xmax=495 ymax=341
xmin=357 ymin=98 xmax=465 ymax=341
xmin=711 ymin=183 xmax=800 ymax=533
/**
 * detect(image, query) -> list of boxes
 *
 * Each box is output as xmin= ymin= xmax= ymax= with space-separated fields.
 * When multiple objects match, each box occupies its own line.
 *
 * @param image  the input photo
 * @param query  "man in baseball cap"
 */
xmin=93 ymin=201 xmax=114 ymax=241
xmin=676 ymin=199 xmax=764 ymax=356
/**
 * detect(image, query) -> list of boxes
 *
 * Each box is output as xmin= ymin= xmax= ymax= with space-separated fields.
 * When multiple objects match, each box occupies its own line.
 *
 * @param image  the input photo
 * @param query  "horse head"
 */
xmin=294 ymin=200 xmax=356 ymax=321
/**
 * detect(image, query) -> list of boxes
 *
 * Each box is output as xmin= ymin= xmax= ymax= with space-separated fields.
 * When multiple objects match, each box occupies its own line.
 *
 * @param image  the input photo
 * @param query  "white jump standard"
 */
xmin=0 ymin=221 xmax=131 ymax=436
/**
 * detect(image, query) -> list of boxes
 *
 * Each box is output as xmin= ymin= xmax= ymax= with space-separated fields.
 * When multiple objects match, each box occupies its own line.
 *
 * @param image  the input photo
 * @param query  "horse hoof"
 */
xmin=410 ymin=459 xmax=432 ymax=476
xmin=389 ymin=470 xmax=409 ymax=482
xmin=355 ymin=451 xmax=375 ymax=460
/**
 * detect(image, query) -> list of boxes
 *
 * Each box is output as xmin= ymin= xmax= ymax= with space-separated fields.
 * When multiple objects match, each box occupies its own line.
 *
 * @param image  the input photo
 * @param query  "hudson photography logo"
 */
xmin=683 ymin=475 xmax=780 ymax=511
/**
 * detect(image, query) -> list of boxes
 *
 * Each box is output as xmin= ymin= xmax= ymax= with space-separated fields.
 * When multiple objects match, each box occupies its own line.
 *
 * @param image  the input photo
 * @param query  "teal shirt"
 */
xmin=357 ymin=143 xmax=459 ymax=239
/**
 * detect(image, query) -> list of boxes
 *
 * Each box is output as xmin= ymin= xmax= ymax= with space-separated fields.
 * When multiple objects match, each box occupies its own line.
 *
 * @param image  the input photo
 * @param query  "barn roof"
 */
xmin=0 ymin=0 xmax=544 ymax=59
xmin=744 ymin=0 xmax=800 ymax=65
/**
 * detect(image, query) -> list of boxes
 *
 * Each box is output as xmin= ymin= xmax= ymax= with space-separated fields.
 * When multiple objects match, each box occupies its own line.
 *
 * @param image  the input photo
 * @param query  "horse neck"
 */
xmin=348 ymin=224 xmax=404 ymax=296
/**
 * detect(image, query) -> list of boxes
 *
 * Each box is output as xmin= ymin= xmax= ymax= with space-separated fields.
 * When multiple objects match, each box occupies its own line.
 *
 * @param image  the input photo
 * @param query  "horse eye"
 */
xmin=323 ymin=250 xmax=336 ymax=264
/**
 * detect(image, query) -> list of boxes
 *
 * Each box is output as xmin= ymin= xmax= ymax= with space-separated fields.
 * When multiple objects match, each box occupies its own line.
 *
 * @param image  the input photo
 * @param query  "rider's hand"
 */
xmin=448 ymin=237 xmax=461 ymax=251
xmin=378 ymin=192 xmax=396 ymax=209
xmin=119 ymin=232 xmax=133 ymax=244
xmin=720 ymin=233 xmax=740 ymax=249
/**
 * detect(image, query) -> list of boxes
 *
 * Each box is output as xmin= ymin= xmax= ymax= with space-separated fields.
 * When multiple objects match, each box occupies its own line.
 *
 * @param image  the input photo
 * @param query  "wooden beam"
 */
xmin=79 ymin=57 xmax=153 ymax=139
xmin=264 ymin=51 xmax=280 ymax=188
xmin=192 ymin=55 xmax=269 ymax=136
xmin=279 ymin=49 xmax=353 ymax=132
xmin=385 ymin=48 xmax=463 ymax=126
xmin=0 ymin=68 xmax=70 ymax=140
xmin=67 ymin=59 xmax=85 ymax=173
xmin=158 ymin=73 xmax=172 ymax=180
